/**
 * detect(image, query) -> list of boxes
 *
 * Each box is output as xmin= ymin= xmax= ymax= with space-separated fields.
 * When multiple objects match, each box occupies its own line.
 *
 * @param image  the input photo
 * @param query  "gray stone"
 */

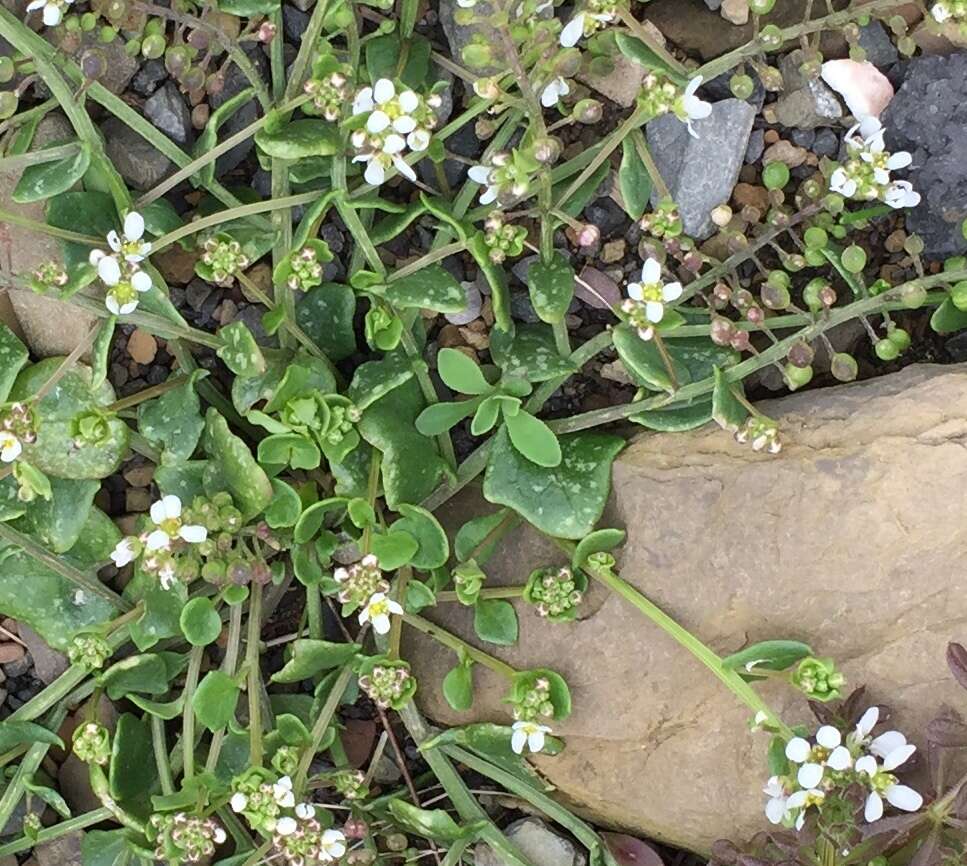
xmin=67 ymin=31 xmax=138 ymax=95
xmin=858 ymin=21 xmax=899 ymax=68
xmin=474 ymin=819 xmax=585 ymax=866
xmin=130 ymin=58 xmax=167 ymax=97
xmin=439 ymin=0 xmax=501 ymax=75
xmin=703 ymin=0 xmax=722 ymax=8
xmin=773 ymin=80 xmax=843 ymax=129
xmin=144 ymin=81 xmax=193 ymax=146
xmin=17 ymin=624 xmax=67 ymax=685
xmin=882 ymin=53 xmax=967 ymax=259
xmin=407 ymin=363 xmax=967 ymax=852
xmin=0 ymin=113 xmax=97 ymax=358
xmin=283 ymin=4 xmax=310 ymax=41
xmin=210 ymin=47 xmax=269 ymax=177
xmin=812 ymin=127 xmax=839 ymax=158
xmin=35 ymin=830 xmax=82 ymax=866
xmin=744 ymin=128 xmax=764 ymax=164
xmin=102 ymin=117 xmax=174 ymax=191
xmin=646 ymin=99 xmax=755 ymax=240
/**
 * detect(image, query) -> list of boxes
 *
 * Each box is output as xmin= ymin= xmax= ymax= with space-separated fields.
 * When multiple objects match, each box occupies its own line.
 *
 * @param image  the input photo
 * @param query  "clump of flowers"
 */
xmin=304 ymin=68 xmax=352 ymax=121
xmin=333 ymin=554 xmax=389 ymax=610
xmin=559 ymin=0 xmax=620 ymax=46
xmin=621 ymin=257 xmax=683 ymax=341
xmin=67 ymin=633 xmax=112 ymax=670
xmin=197 ymin=233 xmax=250 ymax=287
xmin=512 ymin=676 xmax=555 ymax=723
xmin=764 ymin=706 xmax=922 ymax=830
xmin=351 ymin=79 xmax=441 ymax=186
xmin=230 ymin=772 xmax=296 ymax=834
xmin=637 ymin=74 xmax=712 ymax=138
xmin=359 ymin=660 xmax=417 ymax=709
xmin=25 ymin=0 xmax=73 ymax=27
xmin=30 ymin=261 xmax=69 ymax=295
xmin=72 ymin=722 xmax=111 ymax=765
xmin=0 ymin=402 xmax=36 ymax=464
xmin=829 ymin=120 xmax=920 ymax=210
xmin=272 ymin=807 xmax=347 ymax=866
xmin=483 ymin=212 xmax=528 ymax=263
xmin=734 ymin=415 xmax=781 ymax=454
xmin=89 ymin=212 xmax=154 ymax=315
xmin=150 ymin=812 xmax=227 ymax=863
xmin=524 ymin=566 xmax=583 ymax=621
xmin=275 ymin=241 xmax=331 ymax=292
xmin=792 ymin=656 xmax=846 ymax=702
xmin=511 ymin=720 xmax=552 ymax=755
xmin=640 ymin=198 xmax=683 ymax=239
xmin=468 ymin=149 xmax=538 ymax=207
xmin=931 ymin=0 xmax=967 ymax=24
xmin=324 ymin=769 xmax=369 ymax=801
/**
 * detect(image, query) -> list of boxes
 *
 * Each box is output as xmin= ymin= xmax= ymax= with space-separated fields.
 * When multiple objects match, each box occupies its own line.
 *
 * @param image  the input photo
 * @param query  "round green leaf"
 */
xmin=179 ymin=597 xmax=222 ymax=647
xmin=473 ymin=598 xmax=518 ymax=646
xmin=503 ymin=409 xmax=562 ymax=468
xmin=192 ymin=670 xmax=240 ymax=731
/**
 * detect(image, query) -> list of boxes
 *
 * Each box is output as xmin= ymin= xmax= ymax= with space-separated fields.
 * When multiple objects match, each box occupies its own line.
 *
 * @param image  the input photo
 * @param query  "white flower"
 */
xmin=786 ymin=788 xmax=825 ymax=830
xmin=932 ymin=2 xmax=952 ymax=22
xmin=89 ymin=249 xmax=152 ymax=315
xmin=830 ymin=166 xmax=858 ymax=198
xmin=0 ymin=431 xmax=21 ymax=463
xmin=885 ymin=180 xmax=921 ymax=209
xmin=855 ymin=706 xmax=879 ymax=740
xmin=559 ymin=9 xmax=614 ymax=47
xmin=468 ymin=164 xmax=499 ymax=205
xmin=229 ymin=792 xmax=248 ymax=813
xmin=110 ymin=537 xmax=138 ymax=568
xmin=856 ymin=754 xmax=923 ymax=821
xmin=213 ymin=825 xmax=227 ymax=845
xmin=541 ymin=77 xmax=570 ymax=108
xmin=275 ymin=816 xmax=298 ymax=836
xmin=511 ymin=721 xmax=551 ymax=755
xmin=626 ymin=258 xmax=683 ymax=325
xmin=358 ymin=592 xmax=404 ymax=635
xmin=679 ymin=77 xmax=712 ymax=138
xmin=319 ymin=828 xmax=347 ymax=861
xmin=273 ymin=775 xmax=295 ymax=808
xmin=763 ymin=776 xmax=789 ymax=824
xmin=25 ymin=0 xmax=72 ymax=27
xmin=295 ymin=802 xmax=316 ymax=819
xmin=457 ymin=0 xmax=477 ymax=6
xmin=107 ymin=212 xmax=151 ymax=262
xmin=144 ymin=494 xmax=208 ymax=552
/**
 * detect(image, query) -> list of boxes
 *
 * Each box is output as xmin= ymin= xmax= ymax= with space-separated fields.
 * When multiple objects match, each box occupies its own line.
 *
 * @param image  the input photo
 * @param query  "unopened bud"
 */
xmin=532 ymin=136 xmax=561 ymax=165
xmin=710 ymin=317 xmax=735 ymax=346
xmin=572 ymin=98 xmax=602 ymax=124
xmin=830 ymin=352 xmax=858 ymax=382
xmin=787 ymin=340 xmax=814 ymax=368
xmin=730 ymin=330 xmax=751 ymax=352
xmin=711 ymin=204 xmax=733 ymax=227
xmin=576 ymin=224 xmax=600 ymax=247
xmin=257 ymin=21 xmax=277 ymax=41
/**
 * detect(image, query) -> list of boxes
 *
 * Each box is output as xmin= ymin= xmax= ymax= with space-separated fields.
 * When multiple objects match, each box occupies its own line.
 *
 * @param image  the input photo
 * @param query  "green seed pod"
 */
xmin=830 ymin=352 xmax=858 ymax=382
xmin=729 ymin=73 xmax=754 ymax=100
xmin=901 ymin=283 xmax=927 ymax=309
xmin=804 ymin=226 xmax=828 ymax=249
xmin=760 ymin=281 xmax=790 ymax=310
xmin=874 ymin=339 xmax=900 ymax=361
xmin=887 ymin=327 xmax=911 ymax=351
xmin=804 ymin=249 xmax=826 ymax=268
xmin=841 ymin=245 xmax=867 ymax=274
xmin=903 ymin=234 xmax=925 ymax=256
xmin=951 ymin=281 xmax=967 ymax=312
xmin=763 ymin=161 xmax=790 ymax=190
xmin=758 ymin=24 xmax=784 ymax=50
xmin=0 ymin=91 xmax=19 ymax=121
xmin=785 ymin=363 xmax=814 ymax=390
xmin=748 ymin=0 xmax=776 ymax=12
xmin=802 ymin=278 xmax=828 ymax=312
xmin=142 ymin=32 xmax=166 ymax=59
xmin=0 ymin=57 xmax=14 ymax=84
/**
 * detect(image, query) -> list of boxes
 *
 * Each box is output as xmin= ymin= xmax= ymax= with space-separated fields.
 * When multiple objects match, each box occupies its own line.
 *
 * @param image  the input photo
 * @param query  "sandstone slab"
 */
xmin=406 ymin=364 xmax=967 ymax=853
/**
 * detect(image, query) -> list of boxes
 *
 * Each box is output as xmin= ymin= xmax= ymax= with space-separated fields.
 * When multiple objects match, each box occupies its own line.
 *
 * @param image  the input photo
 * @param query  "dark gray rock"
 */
xmin=283 ymin=3 xmax=310 ymax=41
xmin=858 ymin=21 xmax=899 ymax=68
xmin=705 ymin=69 xmax=765 ymax=111
xmin=210 ymin=47 xmax=270 ymax=177
xmin=35 ymin=830 xmax=83 ymax=866
xmin=790 ymin=128 xmax=816 ymax=148
xmin=646 ymin=98 xmax=756 ymax=240
xmin=812 ymin=127 xmax=839 ymax=158
xmin=882 ymin=53 xmax=967 ymax=258
xmin=439 ymin=0 xmax=501 ymax=75
xmin=509 ymin=291 xmax=541 ymax=324
xmin=774 ymin=80 xmax=843 ymax=129
xmin=744 ymin=128 xmax=765 ymax=163
xmin=131 ymin=58 xmax=167 ymax=97
xmin=583 ymin=198 xmax=626 ymax=237
xmin=703 ymin=0 xmax=722 ymax=8
xmin=17 ymin=624 xmax=67 ymax=685
xmin=144 ymin=81 xmax=193 ymax=146
xmin=102 ymin=118 xmax=173 ymax=191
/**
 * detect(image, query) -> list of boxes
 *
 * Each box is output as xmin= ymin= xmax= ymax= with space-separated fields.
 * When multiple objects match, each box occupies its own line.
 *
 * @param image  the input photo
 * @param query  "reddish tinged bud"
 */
xmin=343 ymin=818 xmax=369 ymax=839
xmin=819 ymin=285 xmax=837 ymax=307
xmin=746 ymin=306 xmax=764 ymax=324
xmin=713 ymin=282 xmax=732 ymax=303
xmin=731 ymin=330 xmax=752 ymax=352
xmin=733 ymin=289 xmax=755 ymax=311
xmin=258 ymin=21 xmax=277 ymax=41
xmin=710 ymin=317 xmax=735 ymax=346
xmin=683 ymin=251 xmax=703 ymax=273
xmin=787 ymin=340 xmax=814 ymax=368
xmin=576 ymin=224 xmax=600 ymax=247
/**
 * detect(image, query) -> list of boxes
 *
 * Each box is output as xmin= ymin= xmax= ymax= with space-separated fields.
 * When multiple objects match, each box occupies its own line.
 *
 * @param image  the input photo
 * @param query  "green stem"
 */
xmin=294 ymin=665 xmax=354 ymax=792
xmin=0 ymin=207 xmax=101 ymax=246
xmin=402 ymin=613 xmax=517 ymax=679
xmin=0 ymin=807 xmax=112 ymax=857
xmin=205 ymin=601 xmax=244 ymax=775
xmin=388 ymin=241 xmax=466 ymax=282
xmin=0 ymin=142 xmax=78 ymax=170
xmin=284 ymin=0 xmax=331 ymax=101
xmin=107 ymin=375 xmax=188 ymax=413
xmin=437 ymin=586 xmax=525 ymax=603
xmin=182 ymin=645 xmax=204 ymax=781
xmin=247 ymin=583 xmax=264 ymax=769
xmin=68 ymin=294 xmax=224 ymax=348
xmin=152 ymin=714 xmax=175 ymax=796
xmin=631 ymin=128 xmax=669 ymax=200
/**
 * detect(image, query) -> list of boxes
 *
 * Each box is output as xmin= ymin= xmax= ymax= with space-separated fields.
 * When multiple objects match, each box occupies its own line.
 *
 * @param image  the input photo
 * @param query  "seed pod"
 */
xmin=874 ymin=338 xmax=900 ymax=361
xmin=729 ymin=73 xmax=754 ymax=100
xmin=710 ymin=317 xmax=735 ymax=346
xmin=830 ymin=352 xmax=858 ymax=382
xmin=785 ymin=363 xmax=813 ymax=390
xmin=79 ymin=49 xmax=106 ymax=81
xmin=887 ymin=327 xmax=911 ymax=351
xmin=901 ymin=283 xmax=927 ymax=309
xmin=731 ymin=330 xmax=751 ymax=352
xmin=760 ymin=281 xmax=790 ymax=310
xmin=573 ymin=98 xmax=602 ymax=124
xmin=787 ymin=340 xmax=814 ymax=368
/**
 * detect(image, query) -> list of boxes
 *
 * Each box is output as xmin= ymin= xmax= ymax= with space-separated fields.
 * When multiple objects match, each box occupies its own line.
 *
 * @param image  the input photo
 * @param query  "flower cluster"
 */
xmin=324 ymin=768 xmax=369 ymax=801
xmin=0 ymin=402 xmax=36 ymax=464
xmin=483 ymin=213 xmax=527 ymax=263
xmin=791 ymin=657 xmax=846 ymax=702
xmin=271 ymin=807 xmax=347 ymax=866
xmin=30 ymin=261 xmax=69 ymax=295
xmin=351 ymin=79 xmax=440 ymax=186
xmin=89 ymin=212 xmax=154 ymax=316
xmin=72 ymin=722 xmax=111 ymax=765
xmin=359 ymin=660 xmax=417 ymax=710
xmin=932 ymin=0 xmax=967 ymax=24
xmin=512 ymin=676 xmax=555 ymax=723
xmin=559 ymin=0 xmax=619 ymax=46
xmin=149 ymin=812 xmax=227 ymax=864
xmin=640 ymin=198 xmax=683 ymax=239
xmin=734 ymin=415 xmax=781 ymax=454
xmin=67 ymin=633 xmax=112 ymax=670
xmin=636 ymin=74 xmax=712 ymax=138
xmin=230 ymin=773 xmax=300 ymax=835
xmin=829 ymin=120 xmax=920 ymax=210
xmin=764 ymin=707 xmax=923 ymax=830
xmin=197 ymin=234 xmax=250 ymax=287
xmin=25 ymin=0 xmax=73 ymax=27
xmin=524 ymin=566 xmax=583 ymax=621
xmin=333 ymin=554 xmax=388 ymax=608
xmin=304 ymin=69 xmax=352 ymax=121
xmin=280 ymin=244 xmax=327 ymax=292
xmin=621 ymin=258 xmax=683 ymax=341
xmin=511 ymin=720 xmax=552 ymax=755
xmin=110 ymin=494 xmax=208 ymax=589
xmin=468 ymin=150 xmax=537 ymax=207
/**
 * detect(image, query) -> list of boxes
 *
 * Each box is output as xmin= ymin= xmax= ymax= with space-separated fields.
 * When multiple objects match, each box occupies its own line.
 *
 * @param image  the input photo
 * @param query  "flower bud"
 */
xmin=576 ymin=224 xmax=600 ymax=247
xmin=785 ymin=362 xmax=813 ymax=390
xmin=710 ymin=317 xmax=735 ymax=346
xmin=532 ymin=136 xmax=561 ymax=165
xmin=572 ymin=98 xmax=602 ymax=124
xmin=711 ymin=204 xmax=733 ymax=227
xmin=257 ymin=21 xmax=277 ymax=41
xmin=730 ymin=330 xmax=751 ymax=352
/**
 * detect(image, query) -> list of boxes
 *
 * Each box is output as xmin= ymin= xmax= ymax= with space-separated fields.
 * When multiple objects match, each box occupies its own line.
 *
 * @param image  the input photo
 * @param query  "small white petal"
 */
xmin=887 ymin=151 xmax=912 ymax=170
xmin=393 ymin=155 xmax=417 ymax=182
xmin=885 ymin=784 xmax=923 ymax=812
xmin=816 ymin=725 xmax=842 ymax=749
xmin=353 ymin=87 xmax=374 ymax=115
xmin=685 ymin=76 xmax=702 ymax=98
xmin=855 ymin=754 xmax=878 ymax=777
xmin=393 ymin=114 xmax=417 ymax=134
xmin=786 ymin=790 xmax=808 ymax=809
xmin=179 ymin=524 xmax=208 ymax=544
xmin=118 ymin=300 xmax=139 ymax=315
xmin=528 ymin=729 xmax=546 ymax=753
xmin=785 ymin=737 xmax=811 ymax=763
xmin=276 ymin=817 xmax=297 ymax=836
xmin=160 ymin=494 xmax=182 ymax=521
xmin=124 ymin=211 xmax=145 ymax=242
xmin=131 ymin=270 xmax=153 ymax=293
xmin=145 ymin=529 xmax=171 ymax=551
xmin=765 ymin=797 xmax=786 ymax=824
xmin=213 ymin=827 xmax=227 ymax=844
xmin=468 ymin=165 xmax=491 ymax=185
xmin=511 ymin=728 xmax=528 ymax=754
xmin=367 ymin=110 xmax=391 ymax=134
xmin=559 ymin=13 xmax=585 ymax=47
xmin=870 ymin=730 xmax=906 ymax=758
xmin=797 ymin=762 xmax=824 ymax=789
xmin=645 ymin=300 xmax=664 ymax=323
xmin=372 ymin=612 xmax=391 ymax=635
xmin=662 ymin=281 xmax=683 ymax=302
xmin=41 ymin=4 xmax=61 ymax=26
xmin=882 ymin=743 xmax=916 ymax=771
xmin=107 ymin=230 xmax=122 ymax=252
xmin=105 ymin=294 xmax=121 ymax=315
xmin=641 ymin=258 xmax=661 ymax=283
xmin=97 ymin=256 xmax=121 ymax=286
xmin=230 ymin=792 xmax=248 ymax=813
xmin=407 ymin=129 xmax=431 ymax=152
xmin=857 ymin=707 xmax=880 ymax=736
xmin=364 ymin=159 xmax=386 ymax=186
xmin=826 ymin=745 xmax=852 ymax=771
xmin=865 ymin=791 xmax=884 ymax=822
xmin=626 ymin=282 xmax=644 ymax=301
xmin=295 ymin=802 xmax=316 ymax=819
xmin=398 ymin=90 xmax=419 ymax=113
xmin=373 ymin=78 xmax=395 ymax=104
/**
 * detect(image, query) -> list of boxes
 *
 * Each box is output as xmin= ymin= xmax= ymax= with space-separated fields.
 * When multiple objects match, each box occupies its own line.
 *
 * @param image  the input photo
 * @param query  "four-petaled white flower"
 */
xmin=785 ymin=787 xmax=825 ymax=831
xmin=0 ymin=431 xmax=22 ymax=463
xmin=856 ymin=751 xmax=923 ymax=822
xmin=295 ymin=802 xmax=315 ymax=819
xmin=144 ymin=494 xmax=208 ymax=553
xmin=319 ymin=828 xmax=348 ymax=861
xmin=678 ymin=77 xmax=712 ymax=138
xmin=109 ymin=212 xmax=152 ymax=263
xmin=763 ymin=776 xmax=790 ymax=825
xmin=273 ymin=775 xmax=296 ymax=808
xmin=884 ymin=180 xmax=921 ymax=209
xmin=511 ymin=720 xmax=552 ymax=755
xmin=275 ymin=816 xmax=298 ymax=836
xmin=468 ymin=164 xmax=500 ymax=205
xmin=89 ymin=212 xmax=154 ymax=315
xmin=829 ymin=120 xmax=919 ymax=210
xmin=559 ymin=10 xmax=615 ymax=47
xmin=25 ymin=0 xmax=73 ymax=27
xmin=541 ymin=77 xmax=570 ymax=108
xmin=110 ymin=537 xmax=139 ymax=568
xmin=785 ymin=735 xmax=825 ymax=789
xmin=358 ymin=592 xmax=404 ymax=635
xmin=623 ymin=257 xmax=683 ymax=340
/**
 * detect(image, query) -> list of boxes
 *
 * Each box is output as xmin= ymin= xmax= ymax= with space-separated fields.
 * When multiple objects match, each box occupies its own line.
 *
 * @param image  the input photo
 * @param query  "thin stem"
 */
xmin=631 ymin=129 xmax=670 ymax=200
xmin=0 ymin=807 xmax=112 ymax=857
xmin=294 ymin=665 xmax=354 ymax=792
xmin=388 ymin=566 xmax=410 ymax=661
xmin=31 ymin=322 xmax=100 ymax=403
xmin=284 ymin=0 xmax=331 ymax=101
xmin=388 ymin=242 xmax=467 ymax=282
xmin=107 ymin=375 xmax=189 ymax=413
xmin=0 ymin=207 xmax=101 ymax=246
xmin=0 ymin=142 xmax=78 ymax=170
xmin=247 ymin=583 xmax=264 ymax=768
xmin=182 ymin=645 xmax=204 ymax=780
xmin=437 ymin=586 xmax=525 ymax=603
xmin=402 ymin=613 xmax=517 ymax=679
xmin=615 ymin=6 xmax=687 ymax=77
xmin=152 ymin=715 xmax=175 ymax=796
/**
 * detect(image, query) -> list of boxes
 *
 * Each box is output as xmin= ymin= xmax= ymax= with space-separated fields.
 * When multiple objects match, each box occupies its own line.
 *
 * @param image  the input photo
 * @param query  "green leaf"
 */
xmin=217 ymin=321 xmax=266 ymax=379
xmin=391 ymin=504 xmax=449 ymax=569
xmin=630 ymin=399 xmax=713 ymax=431
xmin=101 ymin=654 xmax=171 ymax=700
xmin=722 ymin=640 xmax=813 ymax=676
xmin=219 ymin=0 xmax=278 ymax=14
xmin=415 ymin=399 xmax=480 ymax=436
xmin=473 ymin=598 xmax=518 ymax=646
xmin=454 ymin=509 xmax=512 ymax=563
xmin=612 ymin=323 xmax=686 ymax=394
xmin=503 ymin=410 xmax=561 ymax=468
xmin=232 ymin=350 xmax=336 ymax=415
xmin=484 ymin=427 xmax=624 ymax=539
xmin=490 ymin=325 xmax=577 ymax=382
xmin=615 ymin=31 xmax=687 ymax=84
xmin=296 ymin=283 xmax=357 ymax=362
xmin=271 ymin=640 xmax=360 ymax=683
xmin=13 ymin=142 xmax=91 ymax=203
xmin=126 ymin=578 xmax=187 ymax=652
xmin=127 ymin=694 xmax=185 ymax=719
xmin=180 ymin=597 xmax=222 ymax=647
xmin=0 ymin=720 xmax=63 ymax=753
xmin=90 ymin=315 xmax=115 ymax=389
xmin=109 ymin=713 xmax=157 ymax=814
xmin=12 ymin=477 xmax=98 ymax=553
xmin=0 ymin=324 xmax=28 ymax=404
xmin=23 ymin=776 xmax=71 ymax=818
xmin=553 ymin=160 xmax=610 ymax=219
xmin=364 ymin=33 xmax=431 ymax=89
xmin=258 ymin=433 xmax=321 ymax=471
xmin=572 ymin=528 xmax=626 ymax=570
xmin=618 ymin=136 xmax=652 ymax=221
xmin=203 ymin=409 xmax=273 ymax=520
xmin=442 ymin=654 xmax=474 ymax=712
xmin=405 ymin=580 xmax=436 ymax=613
xmin=381 ymin=264 xmax=467 ymax=313
xmin=138 ymin=371 xmax=206 ymax=463
xmin=371 ymin=530 xmax=419 ymax=570
xmin=81 ymin=830 xmax=138 ymax=866
xmin=293 ymin=497 xmax=347 ymax=544
xmin=388 ymin=800 xmax=465 ymax=843
xmin=193 ymin=670 xmax=240 ymax=731
xmin=141 ymin=198 xmax=184 ymax=236
xmin=930 ymin=298 xmax=967 ymax=334
xmin=711 ymin=367 xmax=748 ymax=433
xmin=347 ymin=354 xmax=415 ymax=411
xmin=256 ymin=119 xmax=341 ymax=159
xmin=767 ymin=734 xmax=790 ymax=777
xmin=46 ymin=190 xmax=116 ymax=278
xmin=527 ymin=253 xmax=574 ymax=325
xmin=265 ymin=478 xmax=302 ymax=528
xmin=467 ymin=233 xmax=512 ymax=332
xmin=437 ymin=348 xmax=491 ymax=395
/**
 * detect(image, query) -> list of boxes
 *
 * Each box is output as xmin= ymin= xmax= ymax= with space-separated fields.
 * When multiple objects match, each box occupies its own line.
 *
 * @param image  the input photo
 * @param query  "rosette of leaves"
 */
xmin=416 ymin=348 xmax=561 ymax=468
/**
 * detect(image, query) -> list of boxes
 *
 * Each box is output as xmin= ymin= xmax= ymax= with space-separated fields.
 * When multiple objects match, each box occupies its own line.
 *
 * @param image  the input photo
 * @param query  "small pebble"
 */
xmin=600 ymin=239 xmax=626 ymax=264
xmin=126 ymin=488 xmax=152 ymax=513
xmin=127 ymin=329 xmax=158 ymax=365
xmin=0 ymin=643 xmax=25 ymax=664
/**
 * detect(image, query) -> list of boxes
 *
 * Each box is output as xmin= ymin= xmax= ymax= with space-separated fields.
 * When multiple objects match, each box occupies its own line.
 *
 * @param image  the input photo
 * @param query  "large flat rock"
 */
xmin=406 ymin=364 xmax=967 ymax=853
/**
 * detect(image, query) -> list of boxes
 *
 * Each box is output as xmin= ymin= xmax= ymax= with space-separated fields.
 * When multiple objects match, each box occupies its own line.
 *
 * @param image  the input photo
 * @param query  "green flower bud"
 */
xmin=791 ymin=656 xmax=846 ymax=701
xmin=73 ymin=722 xmax=111 ymax=765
